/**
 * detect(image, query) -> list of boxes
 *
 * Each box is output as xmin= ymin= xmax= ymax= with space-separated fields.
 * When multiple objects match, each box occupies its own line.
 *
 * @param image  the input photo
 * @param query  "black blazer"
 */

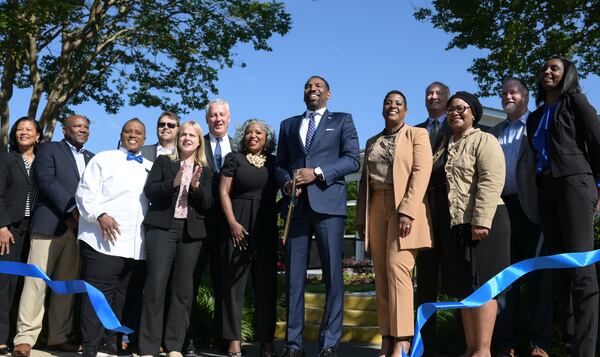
xmin=30 ymin=140 xmax=93 ymax=236
xmin=416 ymin=118 xmax=452 ymax=153
xmin=0 ymin=152 xmax=30 ymax=228
xmin=143 ymin=155 xmax=213 ymax=239
xmin=526 ymin=93 xmax=600 ymax=180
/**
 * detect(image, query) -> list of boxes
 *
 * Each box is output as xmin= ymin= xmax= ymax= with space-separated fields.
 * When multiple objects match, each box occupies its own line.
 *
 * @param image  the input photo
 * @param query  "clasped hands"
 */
xmin=173 ymin=165 xmax=203 ymax=191
xmin=283 ymin=168 xmax=317 ymax=197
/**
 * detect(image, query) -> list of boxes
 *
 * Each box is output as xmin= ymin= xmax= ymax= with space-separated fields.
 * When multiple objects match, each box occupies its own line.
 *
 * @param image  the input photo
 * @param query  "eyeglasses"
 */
xmin=158 ymin=122 xmax=178 ymax=129
xmin=445 ymin=106 xmax=470 ymax=114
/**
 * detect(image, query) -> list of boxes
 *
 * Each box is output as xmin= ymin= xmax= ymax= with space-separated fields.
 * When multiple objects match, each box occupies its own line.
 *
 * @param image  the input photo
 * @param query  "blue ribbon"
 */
xmin=0 ymin=261 xmax=133 ymax=334
xmin=406 ymin=249 xmax=600 ymax=357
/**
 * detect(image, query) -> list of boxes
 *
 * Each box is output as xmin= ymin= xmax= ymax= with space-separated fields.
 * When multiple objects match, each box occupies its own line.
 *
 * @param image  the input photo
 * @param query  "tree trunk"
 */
xmin=0 ymin=51 xmax=19 ymax=152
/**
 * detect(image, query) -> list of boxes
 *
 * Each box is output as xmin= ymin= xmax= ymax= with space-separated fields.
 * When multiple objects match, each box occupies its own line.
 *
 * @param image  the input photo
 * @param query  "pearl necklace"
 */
xmin=246 ymin=152 xmax=267 ymax=168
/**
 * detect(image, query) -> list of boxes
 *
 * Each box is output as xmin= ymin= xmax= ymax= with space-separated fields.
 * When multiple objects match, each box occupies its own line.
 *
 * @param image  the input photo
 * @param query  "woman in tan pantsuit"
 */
xmin=357 ymin=90 xmax=433 ymax=357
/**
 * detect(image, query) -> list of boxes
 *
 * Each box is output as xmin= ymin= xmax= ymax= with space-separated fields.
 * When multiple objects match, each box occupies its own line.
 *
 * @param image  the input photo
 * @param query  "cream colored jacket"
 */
xmin=442 ymin=128 xmax=505 ymax=229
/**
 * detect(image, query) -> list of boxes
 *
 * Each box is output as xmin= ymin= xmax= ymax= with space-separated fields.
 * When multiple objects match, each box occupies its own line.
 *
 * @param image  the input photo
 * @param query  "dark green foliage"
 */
xmin=0 ymin=0 xmax=291 ymax=147
xmin=414 ymin=0 xmax=600 ymax=97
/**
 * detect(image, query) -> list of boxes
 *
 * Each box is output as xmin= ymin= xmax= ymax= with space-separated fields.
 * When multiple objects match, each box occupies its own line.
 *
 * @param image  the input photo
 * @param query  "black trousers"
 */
xmin=139 ymin=219 xmax=203 ymax=355
xmin=493 ymin=198 xmax=553 ymax=350
xmin=416 ymin=185 xmax=451 ymax=353
xmin=187 ymin=219 xmax=224 ymax=347
xmin=538 ymin=173 xmax=599 ymax=357
xmin=221 ymin=233 xmax=277 ymax=341
xmin=0 ymin=218 xmax=29 ymax=345
xmin=79 ymin=241 xmax=143 ymax=349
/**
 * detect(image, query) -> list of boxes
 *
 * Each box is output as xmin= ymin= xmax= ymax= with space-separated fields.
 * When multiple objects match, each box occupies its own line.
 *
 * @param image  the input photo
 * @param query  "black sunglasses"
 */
xmin=158 ymin=122 xmax=178 ymax=129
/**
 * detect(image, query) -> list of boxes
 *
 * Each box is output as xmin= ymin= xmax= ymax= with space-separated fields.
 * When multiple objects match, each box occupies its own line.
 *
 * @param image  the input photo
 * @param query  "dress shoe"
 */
xmin=494 ymin=347 xmax=517 ymax=357
xmin=530 ymin=347 xmax=549 ymax=357
xmin=97 ymin=343 xmax=133 ymax=357
xmin=11 ymin=344 xmax=31 ymax=357
xmin=318 ymin=347 xmax=336 ymax=357
xmin=260 ymin=344 xmax=279 ymax=357
xmin=83 ymin=346 xmax=98 ymax=357
xmin=0 ymin=346 xmax=11 ymax=355
xmin=183 ymin=340 xmax=197 ymax=357
xmin=281 ymin=347 xmax=305 ymax=357
xmin=47 ymin=341 xmax=82 ymax=352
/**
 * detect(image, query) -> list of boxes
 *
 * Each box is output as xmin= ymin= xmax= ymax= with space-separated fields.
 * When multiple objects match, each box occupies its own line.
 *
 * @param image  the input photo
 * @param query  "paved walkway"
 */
xmin=29 ymin=341 xmax=381 ymax=357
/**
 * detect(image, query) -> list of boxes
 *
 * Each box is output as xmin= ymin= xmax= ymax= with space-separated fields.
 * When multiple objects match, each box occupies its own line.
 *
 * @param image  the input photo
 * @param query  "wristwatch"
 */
xmin=314 ymin=167 xmax=324 ymax=181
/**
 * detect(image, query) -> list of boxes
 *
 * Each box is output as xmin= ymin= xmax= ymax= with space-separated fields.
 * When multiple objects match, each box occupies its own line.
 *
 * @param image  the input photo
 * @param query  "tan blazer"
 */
xmin=356 ymin=125 xmax=433 ymax=250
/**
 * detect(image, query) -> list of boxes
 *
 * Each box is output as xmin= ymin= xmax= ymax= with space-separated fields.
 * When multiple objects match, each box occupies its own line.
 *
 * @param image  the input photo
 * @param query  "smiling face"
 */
xmin=540 ymin=58 xmax=564 ymax=94
xmin=157 ymin=114 xmax=178 ymax=145
xmin=206 ymin=103 xmax=230 ymax=137
xmin=501 ymin=80 xmax=528 ymax=120
xmin=425 ymin=84 xmax=449 ymax=117
xmin=120 ymin=120 xmax=146 ymax=153
xmin=244 ymin=122 xmax=267 ymax=155
xmin=63 ymin=115 xmax=90 ymax=149
xmin=178 ymin=124 xmax=200 ymax=158
xmin=446 ymin=98 xmax=474 ymax=136
xmin=382 ymin=93 xmax=407 ymax=129
xmin=15 ymin=120 xmax=40 ymax=151
xmin=304 ymin=76 xmax=330 ymax=111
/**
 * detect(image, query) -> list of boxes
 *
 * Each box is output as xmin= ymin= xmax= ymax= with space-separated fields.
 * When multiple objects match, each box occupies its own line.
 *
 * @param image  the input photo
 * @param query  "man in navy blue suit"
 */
xmin=276 ymin=76 xmax=360 ymax=357
xmin=12 ymin=115 xmax=93 ymax=357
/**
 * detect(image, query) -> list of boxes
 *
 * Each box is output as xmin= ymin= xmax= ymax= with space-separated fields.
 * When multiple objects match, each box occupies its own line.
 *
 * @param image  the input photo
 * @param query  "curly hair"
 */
xmin=234 ymin=119 xmax=276 ymax=155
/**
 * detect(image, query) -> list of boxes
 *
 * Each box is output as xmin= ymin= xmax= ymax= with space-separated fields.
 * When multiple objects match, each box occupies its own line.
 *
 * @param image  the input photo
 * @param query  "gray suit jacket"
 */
xmin=489 ymin=118 xmax=540 ymax=223
xmin=141 ymin=143 xmax=158 ymax=162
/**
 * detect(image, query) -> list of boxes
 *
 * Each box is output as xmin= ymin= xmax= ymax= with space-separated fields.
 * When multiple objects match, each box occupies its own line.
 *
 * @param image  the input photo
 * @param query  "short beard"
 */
xmin=503 ymin=103 xmax=523 ymax=118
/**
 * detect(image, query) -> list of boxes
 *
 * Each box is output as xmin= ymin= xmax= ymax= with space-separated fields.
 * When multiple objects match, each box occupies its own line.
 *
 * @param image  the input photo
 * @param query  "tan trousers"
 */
xmin=369 ymin=190 xmax=417 ymax=337
xmin=13 ymin=229 xmax=80 ymax=346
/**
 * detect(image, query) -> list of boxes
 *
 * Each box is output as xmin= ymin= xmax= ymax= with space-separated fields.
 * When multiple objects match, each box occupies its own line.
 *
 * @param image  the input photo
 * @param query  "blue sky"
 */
xmin=8 ymin=0 xmax=600 ymax=153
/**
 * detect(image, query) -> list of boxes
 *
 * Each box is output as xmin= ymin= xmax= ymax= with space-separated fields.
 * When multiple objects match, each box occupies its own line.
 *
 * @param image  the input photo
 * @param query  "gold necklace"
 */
xmin=246 ymin=152 xmax=267 ymax=168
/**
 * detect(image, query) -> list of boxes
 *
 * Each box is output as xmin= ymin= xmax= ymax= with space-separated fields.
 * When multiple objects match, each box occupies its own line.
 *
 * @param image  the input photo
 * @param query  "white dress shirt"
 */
xmin=208 ymin=133 xmax=232 ymax=167
xmin=76 ymin=148 xmax=152 ymax=260
xmin=156 ymin=144 xmax=176 ymax=157
xmin=299 ymin=107 xmax=326 ymax=146
xmin=65 ymin=140 xmax=87 ymax=177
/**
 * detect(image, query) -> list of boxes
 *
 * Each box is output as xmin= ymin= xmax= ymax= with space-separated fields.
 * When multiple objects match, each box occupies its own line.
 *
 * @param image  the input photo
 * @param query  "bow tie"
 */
xmin=127 ymin=152 xmax=143 ymax=163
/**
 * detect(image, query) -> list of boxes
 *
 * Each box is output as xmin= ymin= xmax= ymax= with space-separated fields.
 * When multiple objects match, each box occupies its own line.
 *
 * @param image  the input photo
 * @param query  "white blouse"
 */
xmin=76 ymin=148 xmax=153 ymax=260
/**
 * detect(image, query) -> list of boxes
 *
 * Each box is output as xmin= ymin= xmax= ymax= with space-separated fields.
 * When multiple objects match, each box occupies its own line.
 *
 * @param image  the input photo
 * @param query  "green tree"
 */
xmin=414 ymin=0 xmax=600 ymax=97
xmin=0 ymin=0 xmax=291 ymax=150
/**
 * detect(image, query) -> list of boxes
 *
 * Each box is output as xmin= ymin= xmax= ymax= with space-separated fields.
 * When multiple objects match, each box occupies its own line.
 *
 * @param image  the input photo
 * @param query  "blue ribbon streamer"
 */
xmin=0 ymin=261 xmax=133 ymax=334
xmin=405 ymin=249 xmax=600 ymax=357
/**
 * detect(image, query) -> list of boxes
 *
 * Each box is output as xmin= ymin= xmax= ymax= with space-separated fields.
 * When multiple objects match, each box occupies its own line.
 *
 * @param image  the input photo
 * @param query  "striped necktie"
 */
xmin=214 ymin=137 xmax=222 ymax=171
xmin=305 ymin=112 xmax=316 ymax=152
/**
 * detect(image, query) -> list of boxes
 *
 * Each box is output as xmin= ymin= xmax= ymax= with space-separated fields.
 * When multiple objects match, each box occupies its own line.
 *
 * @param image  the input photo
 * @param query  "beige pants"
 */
xmin=369 ymin=190 xmax=417 ymax=338
xmin=13 ymin=229 xmax=80 ymax=346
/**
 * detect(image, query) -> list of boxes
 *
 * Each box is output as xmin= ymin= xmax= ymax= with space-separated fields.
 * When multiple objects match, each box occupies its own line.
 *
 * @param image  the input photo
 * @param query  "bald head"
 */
xmin=63 ymin=114 xmax=90 ymax=149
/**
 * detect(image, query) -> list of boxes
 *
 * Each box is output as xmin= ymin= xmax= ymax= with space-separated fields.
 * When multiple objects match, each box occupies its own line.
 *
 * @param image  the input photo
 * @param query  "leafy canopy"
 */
xmin=0 ymin=0 xmax=291 ymax=145
xmin=414 ymin=0 xmax=600 ymax=97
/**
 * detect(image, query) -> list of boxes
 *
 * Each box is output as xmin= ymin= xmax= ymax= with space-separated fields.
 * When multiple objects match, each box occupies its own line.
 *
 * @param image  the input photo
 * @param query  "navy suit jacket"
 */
xmin=275 ymin=110 xmax=360 ymax=216
xmin=30 ymin=140 xmax=94 ymax=236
